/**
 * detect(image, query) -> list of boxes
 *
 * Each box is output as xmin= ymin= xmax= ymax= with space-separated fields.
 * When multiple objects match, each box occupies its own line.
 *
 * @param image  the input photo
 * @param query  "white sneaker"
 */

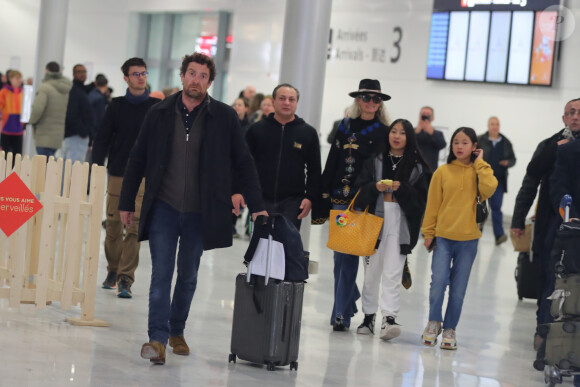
xmin=440 ymin=328 xmax=457 ymax=350
xmin=380 ymin=316 xmax=401 ymax=340
xmin=357 ymin=314 xmax=375 ymax=335
xmin=421 ymin=321 xmax=442 ymax=346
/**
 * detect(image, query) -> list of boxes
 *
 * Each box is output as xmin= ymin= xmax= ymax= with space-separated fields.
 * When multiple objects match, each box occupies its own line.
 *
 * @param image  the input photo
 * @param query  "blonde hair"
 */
xmin=346 ymin=99 xmax=391 ymax=126
xmin=9 ymin=70 xmax=22 ymax=79
xmin=260 ymin=95 xmax=273 ymax=108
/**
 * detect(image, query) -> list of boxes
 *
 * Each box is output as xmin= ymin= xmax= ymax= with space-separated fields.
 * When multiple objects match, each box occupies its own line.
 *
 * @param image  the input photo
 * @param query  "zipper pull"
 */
xmin=186 ymin=133 xmax=189 ymax=142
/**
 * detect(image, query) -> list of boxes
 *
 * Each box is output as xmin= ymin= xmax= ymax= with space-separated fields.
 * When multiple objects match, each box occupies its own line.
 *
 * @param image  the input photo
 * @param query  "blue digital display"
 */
xmin=426 ymin=12 xmax=450 ymax=80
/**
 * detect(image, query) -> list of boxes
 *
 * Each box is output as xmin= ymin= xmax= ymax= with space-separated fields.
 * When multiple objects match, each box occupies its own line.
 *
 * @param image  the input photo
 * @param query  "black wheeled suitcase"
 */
xmin=229 ymin=215 xmax=305 ymax=371
xmin=515 ymin=252 xmax=540 ymax=300
xmin=541 ymin=201 xmax=580 ymax=385
xmin=229 ymin=274 xmax=304 ymax=371
xmin=552 ymin=220 xmax=580 ymax=276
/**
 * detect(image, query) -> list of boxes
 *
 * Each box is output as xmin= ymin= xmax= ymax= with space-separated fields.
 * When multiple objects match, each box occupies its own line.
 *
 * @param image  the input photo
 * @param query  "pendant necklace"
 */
xmin=389 ymin=152 xmax=403 ymax=171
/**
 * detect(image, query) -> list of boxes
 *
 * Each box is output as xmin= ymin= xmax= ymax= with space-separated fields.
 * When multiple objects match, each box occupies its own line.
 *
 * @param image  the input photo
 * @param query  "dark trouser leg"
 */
xmin=488 ymin=181 xmax=505 ymax=239
xmin=169 ymin=212 xmax=204 ymax=337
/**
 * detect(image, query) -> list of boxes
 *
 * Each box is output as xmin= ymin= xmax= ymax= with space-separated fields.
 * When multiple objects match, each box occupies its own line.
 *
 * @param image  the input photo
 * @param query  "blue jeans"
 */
xmin=329 ymin=203 xmax=360 ymax=327
xmin=429 ymin=237 xmax=478 ymax=330
xmin=488 ymin=180 xmax=505 ymax=238
xmin=62 ymin=135 xmax=89 ymax=164
xmin=147 ymin=200 xmax=204 ymax=345
xmin=36 ymin=147 xmax=56 ymax=157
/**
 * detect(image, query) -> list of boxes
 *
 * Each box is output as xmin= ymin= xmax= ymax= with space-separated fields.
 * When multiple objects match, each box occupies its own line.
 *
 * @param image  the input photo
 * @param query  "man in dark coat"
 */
xmin=245 ymin=83 xmax=321 ymax=230
xmin=511 ymin=98 xmax=580 ymax=349
xmin=548 ymin=104 xmax=580 ymax=387
xmin=477 ymin=116 xmax=516 ymax=245
xmin=550 ymin=104 xmax=580 ymax=218
xmin=119 ymin=52 xmax=266 ymax=365
xmin=415 ymin=106 xmax=446 ymax=171
xmin=63 ymin=64 xmax=95 ymax=163
xmin=92 ymin=58 xmax=160 ymax=298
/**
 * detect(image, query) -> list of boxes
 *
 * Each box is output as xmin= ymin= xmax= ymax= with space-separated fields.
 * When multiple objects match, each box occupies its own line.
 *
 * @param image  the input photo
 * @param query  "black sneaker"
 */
xmin=102 ymin=271 xmax=117 ymax=289
xmin=117 ymin=275 xmax=133 ymax=298
xmin=357 ymin=313 xmax=376 ymax=335
xmin=380 ymin=316 xmax=401 ymax=340
xmin=333 ymin=316 xmax=346 ymax=332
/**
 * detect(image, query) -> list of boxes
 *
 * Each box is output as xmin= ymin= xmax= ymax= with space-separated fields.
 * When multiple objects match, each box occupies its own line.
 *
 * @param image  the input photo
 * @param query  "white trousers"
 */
xmin=361 ymin=202 xmax=406 ymax=318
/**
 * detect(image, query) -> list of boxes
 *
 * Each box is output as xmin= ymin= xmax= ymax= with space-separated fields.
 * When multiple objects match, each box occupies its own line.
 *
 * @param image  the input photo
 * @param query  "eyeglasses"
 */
xmin=565 ymin=110 xmax=580 ymax=117
xmin=130 ymin=71 xmax=148 ymax=78
xmin=359 ymin=94 xmax=382 ymax=104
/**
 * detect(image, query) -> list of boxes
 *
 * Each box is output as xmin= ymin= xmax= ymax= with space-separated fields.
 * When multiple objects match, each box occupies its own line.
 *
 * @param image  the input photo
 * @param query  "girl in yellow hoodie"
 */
xmin=420 ymin=127 xmax=497 ymax=350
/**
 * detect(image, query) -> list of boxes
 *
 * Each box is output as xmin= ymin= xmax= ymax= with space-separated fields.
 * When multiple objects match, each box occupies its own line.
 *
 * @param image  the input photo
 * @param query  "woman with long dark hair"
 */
xmin=420 ymin=127 xmax=497 ymax=350
xmin=353 ymin=118 xmax=430 ymax=340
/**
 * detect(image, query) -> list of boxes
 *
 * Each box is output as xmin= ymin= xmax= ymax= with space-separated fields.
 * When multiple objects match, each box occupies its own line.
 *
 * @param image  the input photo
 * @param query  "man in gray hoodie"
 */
xmin=29 ymin=61 xmax=72 ymax=157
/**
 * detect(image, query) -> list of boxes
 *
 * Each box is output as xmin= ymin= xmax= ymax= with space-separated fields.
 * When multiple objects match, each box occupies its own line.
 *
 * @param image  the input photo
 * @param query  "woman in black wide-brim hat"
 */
xmin=315 ymin=79 xmax=391 ymax=331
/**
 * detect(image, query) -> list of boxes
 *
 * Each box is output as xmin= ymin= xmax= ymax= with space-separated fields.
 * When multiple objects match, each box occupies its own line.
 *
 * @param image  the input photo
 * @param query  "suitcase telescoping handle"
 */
xmin=246 ymin=215 xmax=273 ymax=284
xmin=560 ymin=194 xmax=572 ymax=222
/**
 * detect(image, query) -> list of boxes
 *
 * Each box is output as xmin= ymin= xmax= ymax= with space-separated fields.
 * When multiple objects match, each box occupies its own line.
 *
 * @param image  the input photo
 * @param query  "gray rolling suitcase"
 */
xmin=543 ymin=321 xmax=580 ymax=386
xmin=542 ymin=198 xmax=580 ymax=386
xmin=228 ymin=228 xmax=305 ymax=371
xmin=550 ymin=274 xmax=580 ymax=320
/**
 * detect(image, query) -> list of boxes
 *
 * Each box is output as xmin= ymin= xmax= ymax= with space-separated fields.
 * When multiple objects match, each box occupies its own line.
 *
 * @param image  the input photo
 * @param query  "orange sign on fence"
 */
xmin=0 ymin=172 xmax=43 ymax=237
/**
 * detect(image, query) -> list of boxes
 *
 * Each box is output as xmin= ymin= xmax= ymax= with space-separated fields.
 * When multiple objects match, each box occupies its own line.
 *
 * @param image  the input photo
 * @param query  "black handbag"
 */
xmin=476 ymin=175 xmax=489 ymax=224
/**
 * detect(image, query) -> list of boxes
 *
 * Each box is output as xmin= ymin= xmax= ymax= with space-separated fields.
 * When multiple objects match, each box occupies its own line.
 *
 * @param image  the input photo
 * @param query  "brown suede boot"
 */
xmin=169 ymin=335 xmax=190 ymax=356
xmin=141 ymin=341 xmax=166 ymax=365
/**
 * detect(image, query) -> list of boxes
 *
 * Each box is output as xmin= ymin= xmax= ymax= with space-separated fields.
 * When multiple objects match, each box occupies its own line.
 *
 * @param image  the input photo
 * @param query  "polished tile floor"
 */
xmin=0 ymin=221 xmax=571 ymax=386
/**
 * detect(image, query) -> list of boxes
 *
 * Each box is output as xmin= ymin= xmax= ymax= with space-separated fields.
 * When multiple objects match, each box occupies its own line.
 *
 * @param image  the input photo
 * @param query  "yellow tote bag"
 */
xmin=327 ymin=192 xmax=384 ymax=256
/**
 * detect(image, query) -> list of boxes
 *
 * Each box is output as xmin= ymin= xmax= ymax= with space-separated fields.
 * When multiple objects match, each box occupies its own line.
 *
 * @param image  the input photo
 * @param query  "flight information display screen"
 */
xmin=425 ymin=0 xmax=561 ymax=86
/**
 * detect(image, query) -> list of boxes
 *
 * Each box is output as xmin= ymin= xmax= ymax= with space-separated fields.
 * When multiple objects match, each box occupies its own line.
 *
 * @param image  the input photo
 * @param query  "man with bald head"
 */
xmin=241 ymin=85 xmax=256 ymax=101
xmin=511 ymin=98 xmax=580 ymax=350
xmin=551 ymin=99 xmax=580 ymax=219
xmin=477 ymin=116 xmax=516 ymax=245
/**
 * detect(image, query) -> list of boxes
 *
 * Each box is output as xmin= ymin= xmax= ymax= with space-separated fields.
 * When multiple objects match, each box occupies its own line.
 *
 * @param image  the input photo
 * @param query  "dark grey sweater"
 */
xmin=157 ymin=101 xmax=205 ymax=212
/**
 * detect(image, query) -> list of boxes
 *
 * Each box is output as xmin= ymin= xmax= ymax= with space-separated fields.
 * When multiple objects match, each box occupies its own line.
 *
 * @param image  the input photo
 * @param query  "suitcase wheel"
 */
xmin=290 ymin=361 xmax=298 ymax=371
xmin=228 ymin=353 xmax=236 ymax=364
xmin=544 ymin=365 xmax=562 ymax=386
xmin=533 ymin=358 xmax=545 ymax=371
xmin=267 ymin=362 xmax=276 ymax=371
xmin=558 ymin=359 xmax=572 ymax=370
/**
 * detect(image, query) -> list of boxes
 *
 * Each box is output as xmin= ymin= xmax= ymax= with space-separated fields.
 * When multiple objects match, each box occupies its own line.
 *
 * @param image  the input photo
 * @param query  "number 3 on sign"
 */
xmin=391 ymin=26 xmax=402 ymax=63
